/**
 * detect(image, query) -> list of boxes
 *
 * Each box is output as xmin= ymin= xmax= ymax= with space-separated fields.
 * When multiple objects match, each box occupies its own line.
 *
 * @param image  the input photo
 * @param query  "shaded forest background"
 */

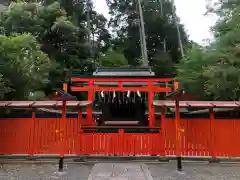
xmin=0 ymin=0 xmax=239 ymax=101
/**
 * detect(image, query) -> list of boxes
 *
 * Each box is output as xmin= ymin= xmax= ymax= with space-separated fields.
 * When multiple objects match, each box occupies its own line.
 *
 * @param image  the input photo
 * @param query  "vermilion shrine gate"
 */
xmin=0 ymin=67 xmax=240 ymax=163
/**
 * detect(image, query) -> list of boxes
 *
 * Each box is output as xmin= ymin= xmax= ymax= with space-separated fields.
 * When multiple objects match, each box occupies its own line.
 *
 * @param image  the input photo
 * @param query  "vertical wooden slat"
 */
xmin=210 ymin=108 xmax=216 ymax=158
xmin=1 ymin=116 xmax=240 ymax=157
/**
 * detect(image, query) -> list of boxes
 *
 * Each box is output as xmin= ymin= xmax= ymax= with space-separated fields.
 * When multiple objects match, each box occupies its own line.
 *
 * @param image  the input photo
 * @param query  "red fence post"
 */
xmin=30 ymin=109 xmax=36 ymax=156
xmin=87 ymin=80 xmax=94 ymax=126
xmin=118 ymin=129 xmax=124 ymax=156
xmin=175 ymin=100 xmax=182 ymax=171
xmin=174 ymin=81 xmax=179 ymax=91
xmin=148 ymin=81 xmax=155 ymax=128
xmin=161 ymin=107 xmax=166 ymax=155
xmin=78 ymin=107 xmax=83 ymax=155
xmin=61 ymin=100 xmax=67 ymax=156
xmin=209 ymin=108 xmax=216 ymax=159
xmin=58 ymin=100 xmax=66 ymax=172
xmin=78 ymin=107 xmax=82 ymax=128
xmin=175 ymin=101 xmax=180 ymax=155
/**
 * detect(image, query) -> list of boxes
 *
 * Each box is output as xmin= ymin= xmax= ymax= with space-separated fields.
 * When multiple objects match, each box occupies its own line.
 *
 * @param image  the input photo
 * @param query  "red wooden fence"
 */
xmin=0 ymin=117 xmax=240 ymax=157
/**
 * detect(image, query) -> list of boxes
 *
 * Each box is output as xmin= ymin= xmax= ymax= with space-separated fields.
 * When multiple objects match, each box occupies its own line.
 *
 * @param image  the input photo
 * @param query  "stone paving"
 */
xmin=147 ymin=162 xmax=240 ymax=180
xmin=1 ymin=161 xmax=240 ymax=180
xmin=88 ymin=163 xmax=153 ymax=180
xmin=0 ymin=162 xmax=93 ymax=180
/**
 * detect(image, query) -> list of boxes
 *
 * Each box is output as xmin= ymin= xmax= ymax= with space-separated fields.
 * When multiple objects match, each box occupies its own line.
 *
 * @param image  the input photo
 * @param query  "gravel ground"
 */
xmin=1 ymin=161 xmax=240 ymax=180
xmin=0 ymin=162 xmax=93 ymax=180
xmin=147 ymin=162 xmax=240 ymax=180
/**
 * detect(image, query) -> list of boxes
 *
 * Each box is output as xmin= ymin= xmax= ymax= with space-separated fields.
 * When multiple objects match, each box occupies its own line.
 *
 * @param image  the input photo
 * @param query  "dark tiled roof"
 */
xmin=0 ymin=101 xmax=92 ymax=108
xmin=93 ymin=67 xmax=155 ymax=76
xmin=153 ymin=100 xmax=240 ymax=108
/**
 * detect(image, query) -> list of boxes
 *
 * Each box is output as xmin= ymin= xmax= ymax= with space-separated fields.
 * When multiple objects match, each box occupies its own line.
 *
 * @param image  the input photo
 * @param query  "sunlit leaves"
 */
xmin=176 ymin=0 xmax=240 ymax=100
xmin=107 ymin=0 xmax=188 ymax=72
xmin=0 ymin=34 xmax=51 ymax=100
xmin=99 ymin=48 xmax=128 ymax=67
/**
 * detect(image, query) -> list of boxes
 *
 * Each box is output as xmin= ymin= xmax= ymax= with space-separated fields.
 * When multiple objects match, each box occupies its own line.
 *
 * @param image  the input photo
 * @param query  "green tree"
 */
xmin=203 ymin=1 xmax=240 ymax=100
xmin=107 ymin=0 xmax=189 ymax=74
xmin=99 ymin=49 xmax=128 ymax=67
xmin=0 ymin=0 xmax=112 ymax=98
xmin=0 ymin=1 xmax=92 ymax=92
xmin=176 ymin=45 xmax=212 ymax=99
xmin=177 ymin=0 xmax=240 ymax=100
xmin=0 ymin=74 xmax=11 ymax=99
xmin=0 ymin=34 xmax=51 ymax=100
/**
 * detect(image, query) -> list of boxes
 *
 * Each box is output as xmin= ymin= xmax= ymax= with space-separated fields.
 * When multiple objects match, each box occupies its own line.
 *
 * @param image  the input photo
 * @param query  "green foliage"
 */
xmin=0 ymin=0 xmax=112 ymax=100
xmin=107 ymin=0 xmax=189 ymax=73
xmin=176 ymin=45 xmax=211 ymax=99
xmin=28 ymin=91 xmax=46 ymax=100
xmin=1 ymin=1 xmax=90 ymax=70
xmin=99 ymin=49 xmax=128 ymax=67
xmin=176 ymin=0 xmax=240 ymax=100
xmin=0 ymin=34 xmax=51 ymax=100
xmin=151 ymin=51 xmax=174 ymax=75
xmin=0 ymin=0 xmax=200 ymax=101
xmin=0 ymin=74 xmax=11 ymax=99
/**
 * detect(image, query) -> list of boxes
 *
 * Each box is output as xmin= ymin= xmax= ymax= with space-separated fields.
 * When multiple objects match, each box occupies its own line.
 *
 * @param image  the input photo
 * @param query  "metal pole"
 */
xmin=59 ymin=157 xmax=64 ymax=172
xmin=137 ymin=0 xmax=148 ymax=66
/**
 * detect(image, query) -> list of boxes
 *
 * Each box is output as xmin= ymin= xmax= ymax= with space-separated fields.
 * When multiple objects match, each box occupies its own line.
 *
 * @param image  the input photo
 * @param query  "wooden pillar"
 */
xmin=78 ymin=106 xmax=83 ymax=129
xmin=63 ymin=83 xmax=68 ymax=92
xmin=175 ymin=100 xmax=182 ymax=171
xmin=60 ymin=100 xmax=66 ymax=157
xmin=30 ymin=109 xmax=36 ymax=156
xmin=56 ymin=100 xmax=67 ymax=172
xmin=174 ymin=81 xmax=179 ymax=91
xmin=118 ymin=81 xmax=123 ymax=88
xmin=78 ymin=106 xmax=83 ymax=156
xmin=161 ymin=107 xmax=165 ymax=131
xmin=148 ymin=81 xmax=155 ymax=128
xmin=209 ymin=108 xmax=216 ymax=159
xmin=161 ymin=107 xmax=166 ymax=155
xmin=62 ymin=100 xmax=67 ymax=119
xmin=175 ymin=100 xmax=180 ymax=154
xmin=118 ymin=129 xmax=124 ymax=156
xmin=87 ymin=80 xmax=94 ymax=126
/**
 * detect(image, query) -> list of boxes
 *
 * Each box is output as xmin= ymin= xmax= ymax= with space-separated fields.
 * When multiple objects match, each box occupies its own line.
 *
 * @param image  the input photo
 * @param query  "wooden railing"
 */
xmin=0 ymin=117 xmax=240 ymax=157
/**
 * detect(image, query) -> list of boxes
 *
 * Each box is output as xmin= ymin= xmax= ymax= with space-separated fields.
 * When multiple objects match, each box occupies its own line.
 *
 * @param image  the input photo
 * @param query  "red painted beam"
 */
xmin=71 ymin=86 xmax=172 ymax=92
xmin=71 ymin=77 xmax=173 ymax=83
